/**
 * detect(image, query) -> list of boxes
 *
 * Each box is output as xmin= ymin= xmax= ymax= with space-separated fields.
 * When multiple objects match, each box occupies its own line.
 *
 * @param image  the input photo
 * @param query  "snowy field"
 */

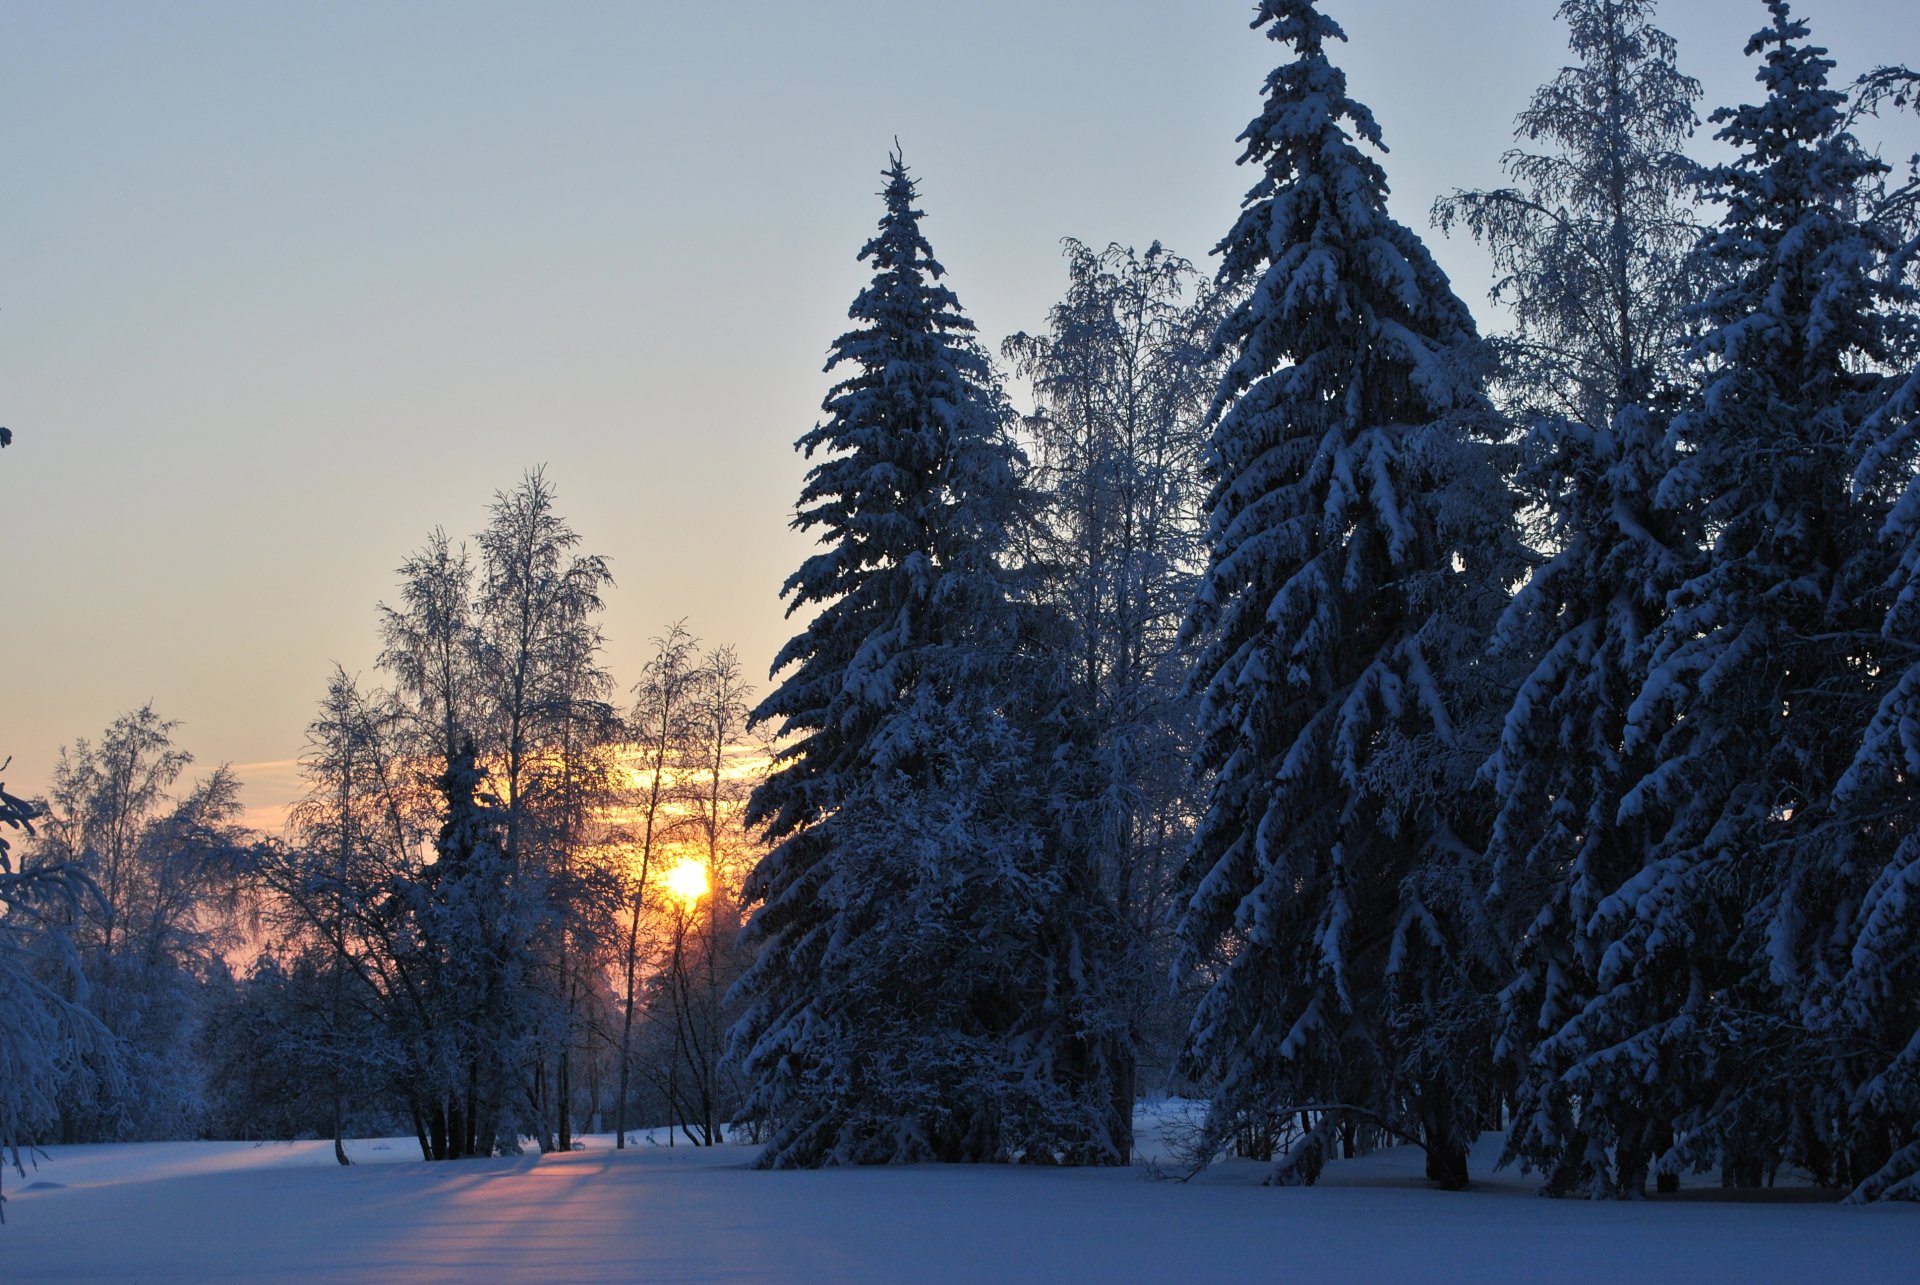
xmin=6 ymin=1117 xmax=1918 ymax=1282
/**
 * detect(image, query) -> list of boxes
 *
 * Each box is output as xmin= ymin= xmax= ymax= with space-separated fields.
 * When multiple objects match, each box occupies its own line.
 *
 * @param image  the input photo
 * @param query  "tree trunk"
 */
xmin=1108 ymin=1039 xmax=1136 ymax=1164
xmin=1425 ymin=1140 xmax=1470 ymax=1191
xmin=427 ymin=1102 xmax=449 ymax=1161
xmin=332 ymin=1080 xmax=350 ymax=1167
xmin=1654 ymin=1121 xmax=1679 ymax=1193
xmin=410 ymin=1099 xmax=431 ymax=1162
xmin=557 ymin=1048 xmax=573 ymax=1152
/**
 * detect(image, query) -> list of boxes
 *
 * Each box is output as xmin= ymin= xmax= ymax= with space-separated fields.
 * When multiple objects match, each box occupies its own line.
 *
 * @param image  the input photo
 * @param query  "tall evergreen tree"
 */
xmin=1176 ymin=1 xmax=1519 ymax=1188
xmin=1578 ymin=1 xmax=1908 ymax=1194
xmin=1436 ymin=0 xmax=1707 ymax=1196
xmin=734 ymin=154 xmax=1128 ymax=1166
xmin=411 ymin=737 xmax=529 ymax=1160
xmin=1829 ymin=32 xmax=1920 ymax=1210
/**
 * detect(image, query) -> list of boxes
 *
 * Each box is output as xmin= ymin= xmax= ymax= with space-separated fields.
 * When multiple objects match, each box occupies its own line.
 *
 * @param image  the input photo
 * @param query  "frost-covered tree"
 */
xmin=254 ymin=669 xmax=419 ymax=1163
xmin=376 ymin=471 xmax=619 ymax=1155
xmin=1 ymin=762 xmax=107 ymax=1219
xmin=614 ymin=622 xmax=703 ymax=1148
xmin=735 ymin=153 xmax=1129 ymax=1167
xmin=1436 ymin=0 xmax=1708 ymax=1196
xmin=1434 ymin=0 xmax=1708 ymax=432
xmin=470 ymin=468 xmax=617 ymax=877
xmin=1003 ymin=240 xmax=1229 ymax=1089
xmin=1176 ymin=0 xmax=1519 ymax=1189
xmin=241 ymin=475 xmax=624 ymax=1159
xmin=617 ymin=642 xmax=760 ymax=1148
xmin=30 ymin=707 xmax=252 ymax=1142
xmin=433 ymin=469 xmax=623 ymax=1152
xmin=1480 ymin=393 xmax=1695 ymax=1198
xmin=1579 ymin=2 xmax=1912 ymax=1195
xmin=2 ymin=440 xmax=111 ymax=1206
xmin=660 ymin=645 xmax=758 ymax=1146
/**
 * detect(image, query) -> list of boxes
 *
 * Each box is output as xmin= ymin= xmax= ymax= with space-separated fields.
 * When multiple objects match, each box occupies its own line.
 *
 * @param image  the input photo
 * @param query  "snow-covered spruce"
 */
xmin=733 ymin=154 xmax=1130 ymax=1167
xmin=1438 ymin=0 xmax=1707 ymax=1197
xmin=1833 ymin=21 xmax=1920 ymax=1210
xmin=1176 ymin=1 xmax=1520 ymax=1189
xmin=1481 ymin=396 xmax=1695 ymax=1200
xmin=1584 ymin=1 xmax=1914 ymax=1197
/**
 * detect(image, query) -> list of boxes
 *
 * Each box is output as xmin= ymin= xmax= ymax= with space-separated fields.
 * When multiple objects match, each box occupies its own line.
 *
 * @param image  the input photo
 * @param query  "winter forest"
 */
xmin=6 ymin=0 xmax=1920 ymax=1276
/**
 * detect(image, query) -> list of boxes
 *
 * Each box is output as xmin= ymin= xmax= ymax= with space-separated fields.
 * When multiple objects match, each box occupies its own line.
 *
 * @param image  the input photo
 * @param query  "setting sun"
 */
xmin=663 ymin=860 xmax=709 ymax=905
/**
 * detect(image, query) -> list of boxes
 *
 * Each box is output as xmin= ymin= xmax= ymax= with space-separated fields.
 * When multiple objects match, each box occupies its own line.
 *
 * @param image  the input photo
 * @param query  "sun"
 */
xmin=663 ymin=859 xmax=709 ymax=905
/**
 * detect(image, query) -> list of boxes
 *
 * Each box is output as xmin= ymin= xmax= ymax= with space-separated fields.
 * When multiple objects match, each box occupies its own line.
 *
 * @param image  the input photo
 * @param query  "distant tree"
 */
xmin=658 ymin=645 xmax=758 ymax=1146
xmin=685 ymin=648 xmax=756 ymax=909
xmin=613 ymin=623 xmax=702 ymax=1148
xmin=1003 ymin=240 xmax=1229 ymax=1091
xmin=1176 ymin=0 xmax=1519 ymax=1189
xmin=735 ymin=153 xmax=1129 ymax=1166
xmin=31 ymin=707 xmax=253 ymax=1142
xmin=374 ymin=470 xmax=619 ymax=1157
xmin=251 ymin=669 xmax=419 ymax=1163
xmin=195 ymin=952 xmax=396 ymax=1149
xmin=1434 ymin=0 xmax=1708 ymax=432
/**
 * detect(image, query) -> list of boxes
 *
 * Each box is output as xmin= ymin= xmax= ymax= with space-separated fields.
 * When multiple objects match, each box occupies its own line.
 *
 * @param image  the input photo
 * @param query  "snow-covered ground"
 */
xmin=6 ymin=1116 xmax=1917 ymax=1282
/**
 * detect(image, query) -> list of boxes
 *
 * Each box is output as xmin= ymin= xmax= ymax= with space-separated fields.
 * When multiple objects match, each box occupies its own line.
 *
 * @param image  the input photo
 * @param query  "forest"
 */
xmin=5 ymin=0 xmax=1920 ymax=1221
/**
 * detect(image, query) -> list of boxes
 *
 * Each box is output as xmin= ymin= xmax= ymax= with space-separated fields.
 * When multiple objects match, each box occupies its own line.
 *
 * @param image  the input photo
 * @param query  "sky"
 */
xmin=2 ymin=0 xmax=1913 ymax=827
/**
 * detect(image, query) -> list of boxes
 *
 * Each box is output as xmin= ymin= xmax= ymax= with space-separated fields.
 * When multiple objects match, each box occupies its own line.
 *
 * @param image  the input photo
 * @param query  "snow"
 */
xmin=6 ymin=1117 xmax=1917 ymax=1282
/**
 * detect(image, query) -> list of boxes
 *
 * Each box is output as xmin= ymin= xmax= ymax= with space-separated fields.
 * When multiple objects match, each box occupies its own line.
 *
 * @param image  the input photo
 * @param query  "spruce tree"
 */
xmin=1829 ymin=37 xmax=1920 ymax=1210
xmin=1578 ymin=1 xmax=1907 ymax=1193
xmin=1176 ymin=1 xmax=1518 ymax=1188
xmin=734 ymin=154 xmax=1128 ymax=1167
xmin=404 ymin=738 xmax=529 ymax=1160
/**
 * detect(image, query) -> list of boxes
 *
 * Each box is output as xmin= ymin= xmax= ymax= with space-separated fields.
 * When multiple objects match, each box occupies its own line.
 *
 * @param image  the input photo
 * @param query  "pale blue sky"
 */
xmin=2 ymin=1 xmax=1912 ymax=820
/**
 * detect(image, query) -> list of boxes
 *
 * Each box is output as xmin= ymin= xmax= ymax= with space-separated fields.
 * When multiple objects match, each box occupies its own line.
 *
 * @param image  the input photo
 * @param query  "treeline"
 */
xmin=5 ymin=0 xmax=1919 ymax=1208
xmin=2 ymin=475 xmax=764 ymax=1186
